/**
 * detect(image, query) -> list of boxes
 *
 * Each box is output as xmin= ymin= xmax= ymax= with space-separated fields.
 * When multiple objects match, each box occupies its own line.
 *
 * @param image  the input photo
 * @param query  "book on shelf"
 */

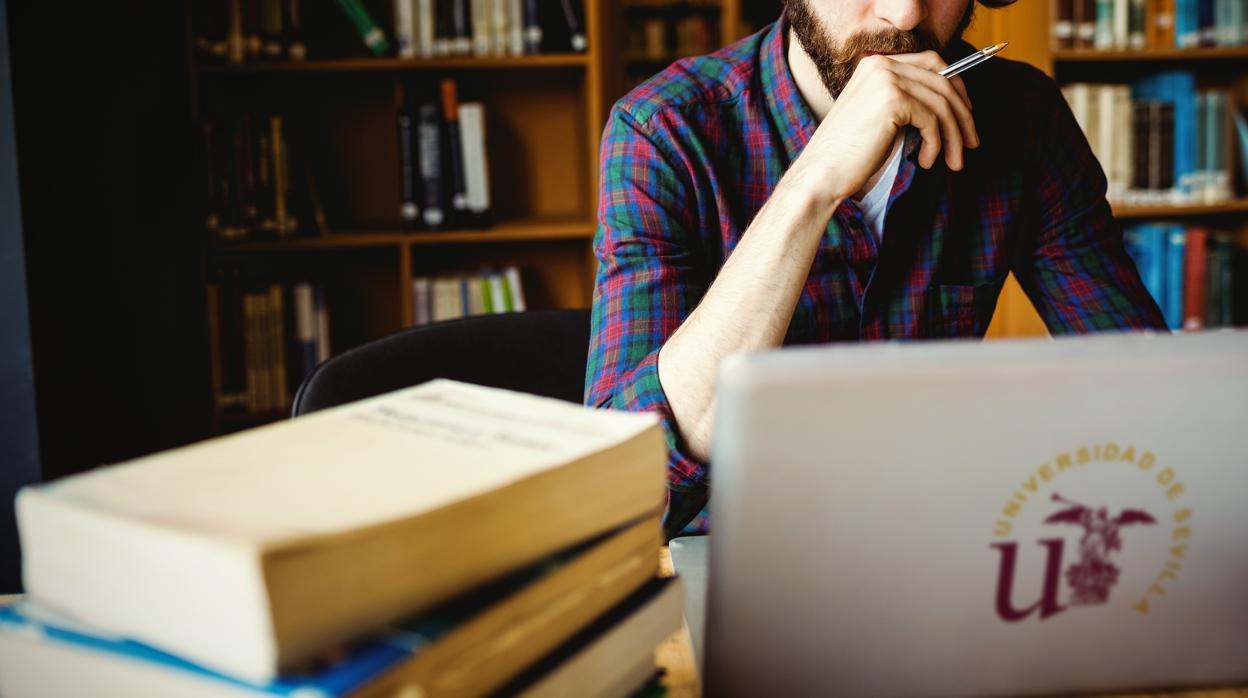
xmin=0 ymin=516 xmax=666 ymax=698
xmin=397 ymin=79 xmax=492 ymax=231
xmin=1053 ymin=0 xmax=1247 ymax=48
xmin=202 ymin=112 xmax=320 ymax=242
xmin=207 ymin=278 xmax=330 ymax=418
xmin=412 ymin=265 xmax=526 ymax=326
xmin=15 ymin=379 xmax=666 ymax=681
xmin=1123 ymin=222 xmax=1237 ymax=329
xmin=1063 ymin=74 xmax=1240 ymax=207
xmin=336 ymin=0 xmax=392 ymax=55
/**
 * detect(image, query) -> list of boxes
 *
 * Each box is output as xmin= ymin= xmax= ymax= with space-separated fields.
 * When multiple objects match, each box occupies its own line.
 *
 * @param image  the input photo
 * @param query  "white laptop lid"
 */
xmin=705 ymin=331 xmax=1248 ymax=698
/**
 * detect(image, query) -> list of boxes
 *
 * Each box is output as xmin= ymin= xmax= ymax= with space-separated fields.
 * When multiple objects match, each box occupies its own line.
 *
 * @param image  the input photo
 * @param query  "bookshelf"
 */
xmin=191 ymin=0 xmax=608 ymax=432
xmin=971 ymin=3 xmax=1248 ymax=338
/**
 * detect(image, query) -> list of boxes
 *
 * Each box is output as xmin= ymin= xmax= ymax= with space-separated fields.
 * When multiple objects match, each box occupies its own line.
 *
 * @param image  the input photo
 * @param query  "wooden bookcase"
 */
xmin=193 ymin=1 xmax=611 ymax=432
xmin=968 ymin=4 xmax=1248 ymax=338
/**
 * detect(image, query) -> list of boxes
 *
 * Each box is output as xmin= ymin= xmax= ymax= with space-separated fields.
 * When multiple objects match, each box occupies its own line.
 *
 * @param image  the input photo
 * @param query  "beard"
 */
xmin=786 ymin=0 xmax=977 ymax=98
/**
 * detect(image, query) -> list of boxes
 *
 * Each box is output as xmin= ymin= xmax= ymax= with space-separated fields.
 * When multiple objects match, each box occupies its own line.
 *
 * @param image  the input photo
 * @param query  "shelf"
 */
xmin=1111 ymin=198 xmax=1248 ymax=219
xmin=211 ymin=219 xmax=597 ymax=251
xmin=1053 ymin=46 xmax=1248 ymax=62
xmin=195 ymin=54 xmax=590 ymax=73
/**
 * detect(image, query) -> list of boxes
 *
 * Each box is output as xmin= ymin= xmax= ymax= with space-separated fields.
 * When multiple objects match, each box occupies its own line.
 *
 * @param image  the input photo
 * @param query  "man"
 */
xmin=585 ymin=0 xmax=1167 ymax=537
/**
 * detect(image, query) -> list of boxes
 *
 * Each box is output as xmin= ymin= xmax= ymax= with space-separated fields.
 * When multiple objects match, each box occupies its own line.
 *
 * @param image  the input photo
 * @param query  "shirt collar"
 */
xmin=760 ymin=13 xmax=816 ymax=164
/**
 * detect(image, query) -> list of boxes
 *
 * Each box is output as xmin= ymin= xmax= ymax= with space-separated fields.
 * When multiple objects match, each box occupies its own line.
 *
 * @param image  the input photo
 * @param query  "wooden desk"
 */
xmin=655 ymin=548 xmax=1247 ymax=698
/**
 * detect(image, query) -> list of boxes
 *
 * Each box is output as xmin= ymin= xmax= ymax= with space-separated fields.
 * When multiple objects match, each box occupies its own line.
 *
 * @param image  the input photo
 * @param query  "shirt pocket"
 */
xmin=926 ymin=279 xmax=1005 ymax=338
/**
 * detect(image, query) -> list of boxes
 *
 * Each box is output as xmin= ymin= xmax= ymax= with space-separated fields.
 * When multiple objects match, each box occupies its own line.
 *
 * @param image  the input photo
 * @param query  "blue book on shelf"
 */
xmin=1165 ymin=226 xmax=1187 ymax=330
xmin=1125 ymin=224 xmax=1167 ymax=309
xmin=1176 ymin=0 xmax=1201 ymax=45
xmin=1158 ymin=72 xmax=1199 ymax=197
xmin=1233 ymin=107 xmax=1248 ymax=186
xmin=0 ymin=602 xmax=419 ymax=697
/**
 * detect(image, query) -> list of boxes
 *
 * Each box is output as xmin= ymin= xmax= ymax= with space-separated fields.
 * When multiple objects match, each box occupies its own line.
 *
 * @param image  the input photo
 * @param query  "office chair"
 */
xmin=291 ymin=309 xmax=592 ymax=417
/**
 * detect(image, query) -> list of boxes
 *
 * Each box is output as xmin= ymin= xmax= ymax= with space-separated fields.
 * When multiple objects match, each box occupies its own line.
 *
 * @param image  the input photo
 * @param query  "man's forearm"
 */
xmin=657 ymin=179 xmax=839 ymax=462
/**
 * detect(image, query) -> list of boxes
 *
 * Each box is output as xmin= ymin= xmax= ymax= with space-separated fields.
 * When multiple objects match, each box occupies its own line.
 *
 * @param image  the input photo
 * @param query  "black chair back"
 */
xmin=292 ymin=310 xmax=592 ymax=417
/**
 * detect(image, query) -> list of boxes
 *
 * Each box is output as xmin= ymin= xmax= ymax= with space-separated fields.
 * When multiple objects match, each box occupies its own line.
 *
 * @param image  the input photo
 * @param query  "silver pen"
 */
xmin=939 ymin=42 xmax=1007 ymax=78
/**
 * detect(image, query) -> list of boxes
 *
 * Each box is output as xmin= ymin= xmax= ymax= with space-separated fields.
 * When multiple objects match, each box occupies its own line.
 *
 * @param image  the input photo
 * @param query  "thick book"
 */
xmin=292 ymin=282 xmax=317 ymax=380
xmin=395 ymin=0 xmax=417 ymax=59
xmin=440 ymin=80 xmax=470 ymax=224
xmin=1165 ymin=226 xmax=1187 ymax=330
xmin=16 ymin=380 xmax=665 ymax=681
xmin=0 ymin=517 xmax=662 ymax=698
xmin=496 ymin=576 xmax=684 ymax=698
xmin=397 ymin=102 xmax=420 ymax=229
xmin=458 ymin=102 xmax=492 ymax=226
xmin=416 ymin=103 xmax=447 ymax=229
xmin=1054 ymin=0 xmax=1076 ymax=47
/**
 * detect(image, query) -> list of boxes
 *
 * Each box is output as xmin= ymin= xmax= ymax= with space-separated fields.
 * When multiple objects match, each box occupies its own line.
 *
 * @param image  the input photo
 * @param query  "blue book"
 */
xmin=1233 ymin=107 xmax=1248 ymax=188
xmin=0 ymin=602 xmax=415 ymax=697
xmin=1176 ymin=0 xmax=1201 ymax=45
xmin=1158 ymin=72 xmax=1198 ymax=198
xmin=1126 ymin=224 xmax=1167 ymax=308
xmin=1165 ymin=226 xmax=1187 ymax=330
xmin=1199 ymin=0 xmax=1217 ymax=43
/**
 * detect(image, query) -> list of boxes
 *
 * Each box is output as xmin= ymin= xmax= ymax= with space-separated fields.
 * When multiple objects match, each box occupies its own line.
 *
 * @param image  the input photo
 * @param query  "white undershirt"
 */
xmin=853 ymin=139 xmax=904 ymax=244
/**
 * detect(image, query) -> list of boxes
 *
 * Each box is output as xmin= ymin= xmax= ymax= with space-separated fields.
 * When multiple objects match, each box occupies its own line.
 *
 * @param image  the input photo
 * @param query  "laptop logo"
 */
xmin=987 ymin=444 xmax=1193 ymax=623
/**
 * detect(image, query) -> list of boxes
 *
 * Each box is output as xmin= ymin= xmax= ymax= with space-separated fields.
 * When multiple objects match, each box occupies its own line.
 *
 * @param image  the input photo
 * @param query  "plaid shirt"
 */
xmin=585 ymin=18 xmax=1166 ymax=536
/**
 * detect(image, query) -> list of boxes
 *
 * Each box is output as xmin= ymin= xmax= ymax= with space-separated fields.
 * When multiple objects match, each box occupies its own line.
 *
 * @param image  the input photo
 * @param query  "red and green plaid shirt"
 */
xmin=585 ymin=17 xmax=1166 ymax=536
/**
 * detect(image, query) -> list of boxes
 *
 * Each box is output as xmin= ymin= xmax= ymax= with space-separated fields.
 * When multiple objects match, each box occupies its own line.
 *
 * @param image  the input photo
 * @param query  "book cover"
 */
xmin=416 ymin=0 xmax=435 ymax=56
xmin=285 ymin=0 xmax=306 ymax=60
xmin=1054 ymin=0 xmax=1076 ymax=47
xmin=450 ymin=0 xmax=472 ymax=54
xmin=293 ymin=282 xmax=317 ymax=380
xmin=16 ymin=381 xmax=664 ymax=681
xmin=1129 ymin=0 xmax=1148 ymax=45
xmin=395 ymin=0 xmax=417 ymax=58
xmin=471 ymin=0 xmax=492 ymax=55
xmin=1095 ymin=0 xmax=1117 ymax=45
xmin=505 ymin=265 xmax=527 ymax=312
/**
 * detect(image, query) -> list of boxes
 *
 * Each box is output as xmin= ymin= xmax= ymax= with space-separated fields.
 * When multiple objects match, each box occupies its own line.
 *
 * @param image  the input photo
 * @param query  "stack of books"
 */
xmin=1 ymin=381 xmax=682 ymax=697
xmin=1062 ymin=74 xmax=1248 ymax=205
xmin=1051 ymin=0 xmax=1247 ymax=50
xmin=1124 ymin=223 xmax=1238 ymax=330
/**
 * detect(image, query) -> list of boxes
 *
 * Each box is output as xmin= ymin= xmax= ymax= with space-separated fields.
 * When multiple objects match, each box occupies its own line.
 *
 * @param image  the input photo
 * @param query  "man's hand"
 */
xmin=785 ymin=50 xmax=980 ymax=207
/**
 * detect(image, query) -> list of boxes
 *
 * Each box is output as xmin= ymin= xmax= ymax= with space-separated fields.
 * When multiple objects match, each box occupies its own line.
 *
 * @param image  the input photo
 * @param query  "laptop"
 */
xmin=694 ymin=330 xmax=1248 ymax=697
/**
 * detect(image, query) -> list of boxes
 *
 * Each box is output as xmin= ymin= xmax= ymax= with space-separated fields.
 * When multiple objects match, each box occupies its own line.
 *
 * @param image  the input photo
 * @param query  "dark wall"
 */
xmin=0 ymin=0 xmax=41 ymax=593
xmin=8 ymin=2 xmax=208 ymax=495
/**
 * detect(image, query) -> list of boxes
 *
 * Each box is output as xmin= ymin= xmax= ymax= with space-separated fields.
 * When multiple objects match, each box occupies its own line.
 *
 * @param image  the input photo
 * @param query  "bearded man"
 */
xmin=584 ymin=1 xmax=1167 ymax=537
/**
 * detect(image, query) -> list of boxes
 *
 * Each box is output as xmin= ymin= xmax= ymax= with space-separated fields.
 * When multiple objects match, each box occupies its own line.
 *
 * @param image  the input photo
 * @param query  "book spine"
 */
xmin=1165 ymin=226 xmax=1186 ymax=330
xmin=1142 ymin=224 xmax=1167 ymax=306
xmin=505 ymin=265 xmax=526 ymax=311
xmin=1208 ymin=91 xmax=1230 ymax=201
xmin=434 ymin=0 xmax=453 ymax=55
xmin=467 ymin=274 xmax=486 ymax=315
xmin=293 ymin=282 xmax=318 ymax=378
xmin=1055 ymin=0 xmax=1076 ymax=48
xmin=1114 ymin=86 xmax=1133 ymax=201
xmin=314 ymin=286 xmax=331 ymax=363
xmin=244 ymin=0 xmax=263 ymax=59
xmin=1131 ymin=101 xmax=1149 ymax=192
xmin=1182 ymin=227 xmax=1208 ymax=330
xmin=228 ymin=0 xmax=246 ymax=63
xmin=1196 ymin=92 xmax=1209 ymax=198
xmin=261 ymin=0 xmax=284 ymax=58
xmin=1214 ymin=234 xmax=1234 ymax=326
xmin=249 ymin=116 xmax=269 ymax=231
xmin=1096 ymin=86 xmax=1117 ymax=194
xmin=1114 ymin=0 xmax=1131 ymax=45
xmin=441 ymin=80 xmax=469 ymax=223
xmin=471 ymin=0 xmax=492 ymax=55
xmin=285 ymin=0 xmax=306 ymax=60
xmin=271 ymin=115 xmax=292 ymax=237
xmin=1198 ymin=0 xmax=1216 ymax=43
xmin=335 ymin=0 xmax=392 ymax=55
xmin=451 ymin=0 xmax=472 ymax=54
xmin=480 ymin=275 xmax=494 ymax=313
xmin=458 ymin=102 xmax=492 ymax=223
xmin=1076 ymin=0 xmax=1098 ymax=45
xmin=489 ymin=272 xmax=508 ymax=311
xmin=269 ymin=284 xmax=289 ymax=411
xmin=202 ymin=119 xmax=221 ymax=234
xmin=522 ymin=0 xmax=542 ymax=53
xmin=412 ymin=276 xmax=431 ymax=325
xmin=416 ymin=0 xmax=435 ymax=56
xmin=491 ymin=0 xmax=510 ymax=54
xmin=395 ymin=0 xmax=417 ymax=58
xmin=1177 ymin=0 xmax=1200 ymax=44
xmin=1096 ymin=0 xmax=1116 ymax=45
xmin=397 ymin=101 xmax=420 ymax=229
xmin=1129 ymin=0 xmax=1148 ymax=45
xmin=416 ymin=103 xmax=446 ymax=229
xmin=559 ymin=0 xmax=586 ymax=51
xmin=508 ymin=0 xmax=524 ymax=54
xmin=206 ymin=282 xmax=226 ymax=413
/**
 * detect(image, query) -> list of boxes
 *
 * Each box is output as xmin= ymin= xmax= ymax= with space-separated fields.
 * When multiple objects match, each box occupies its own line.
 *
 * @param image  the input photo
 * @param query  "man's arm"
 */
xmin=587 ymin=51 xmax=979 ymax=485
xmin=1016 ymin=74 xmax=1167 ymax=333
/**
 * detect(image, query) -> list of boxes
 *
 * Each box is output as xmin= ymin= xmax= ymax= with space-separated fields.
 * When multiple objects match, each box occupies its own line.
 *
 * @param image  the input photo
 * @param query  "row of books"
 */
xmin=193 ymin=0 xmax=587 ymax=64
xmin=412 ymin=266 xmax=527 ymax=325
xmin=4 ymin=380 xmax=679 ymax=697
xmin=206 ymin=281 xmax=331 ymax=416
xmin=394 ymin=0 xmax=587 ymax=58
xmin=202 ymin=113 xmax=326 ymax=241
xmin=1062 ymin=74 xmax=1248 ymax=206
xmin=1124 ymin=223 xmax=1236 ymax=330
xmin=1052 ymin=0 xmax=1248 ymax=49
xmin=398 ymin=79 xmax=493 ymax=231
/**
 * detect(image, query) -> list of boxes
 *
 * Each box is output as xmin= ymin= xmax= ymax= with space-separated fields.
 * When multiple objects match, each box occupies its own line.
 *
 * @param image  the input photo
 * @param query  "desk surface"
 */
xmin=654 ymin=548 xmax=1247 ymax=698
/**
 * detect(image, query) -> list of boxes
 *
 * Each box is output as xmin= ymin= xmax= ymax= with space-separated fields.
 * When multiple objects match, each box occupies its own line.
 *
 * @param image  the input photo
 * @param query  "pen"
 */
xmin=939 ymin=42 xmax=1007 ymax=78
